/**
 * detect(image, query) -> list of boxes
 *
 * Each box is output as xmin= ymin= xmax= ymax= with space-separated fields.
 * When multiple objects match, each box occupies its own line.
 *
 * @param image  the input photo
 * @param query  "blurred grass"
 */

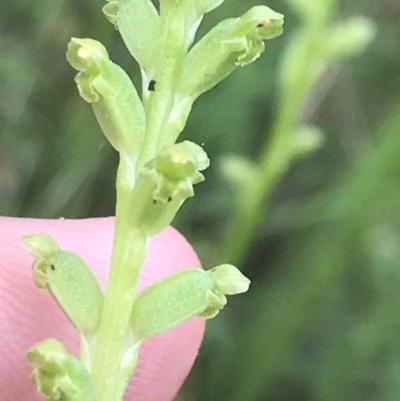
xmin=2 ymin=1 xmax=400 ymax=401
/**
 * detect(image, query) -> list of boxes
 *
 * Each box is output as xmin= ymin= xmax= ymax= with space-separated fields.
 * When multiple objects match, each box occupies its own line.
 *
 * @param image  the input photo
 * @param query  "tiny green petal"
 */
xmin=237 ymin=6 xmax=284 ymax=40
xmin=102 ymin=1 xmax=119 ymax=25
xmin=66 ymin=38 xmax=109 ymax=72
xmin=21 ymin=233 xmax=60 ymax=259
xmin=208 ymin=264 xmax=251 ymax=295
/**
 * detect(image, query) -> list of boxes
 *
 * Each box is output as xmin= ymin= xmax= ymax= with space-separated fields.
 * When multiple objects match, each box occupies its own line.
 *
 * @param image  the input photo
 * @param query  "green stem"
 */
xmin=91 ymin=10 xmax=187 ymax=401
xmin=137 ymin=10 xmax=186 ymax=170
xmin=91 ymin=156 xmax=147 ymax=401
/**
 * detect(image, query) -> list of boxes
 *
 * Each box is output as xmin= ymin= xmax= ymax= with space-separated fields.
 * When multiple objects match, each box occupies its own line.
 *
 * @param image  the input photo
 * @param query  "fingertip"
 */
xmin=0 ymin=217 xmax=205 ymax=401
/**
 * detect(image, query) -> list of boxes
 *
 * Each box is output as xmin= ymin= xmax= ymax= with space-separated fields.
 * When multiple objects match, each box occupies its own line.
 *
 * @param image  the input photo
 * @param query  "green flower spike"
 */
xmin=22 ymin=234 xmax=104 ymax=338
xmin=67 ymin=38 xmax=145 ymax=160
xmin=27 ymin=339 xmax=97 ymax=401
xmin=177 ymin=5 xmax=284 ymax=99
xmin=131 ymin=264 xmax=250 ymax=339
xmin=128 ymin=141 xmax=209 ymax=237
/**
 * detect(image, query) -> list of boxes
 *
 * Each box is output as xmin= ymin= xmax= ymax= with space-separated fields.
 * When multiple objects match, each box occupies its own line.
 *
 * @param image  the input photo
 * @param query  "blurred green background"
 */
xmin=2 ymin=0 xmax=400 ymax=400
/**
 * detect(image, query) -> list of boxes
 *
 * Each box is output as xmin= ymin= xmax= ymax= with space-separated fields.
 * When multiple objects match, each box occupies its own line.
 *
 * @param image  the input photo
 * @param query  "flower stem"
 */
xmin=137 ymin=10 xmax=185 ymax=170
xmin=91 ymin=156 xmax=147 ymax=401
xmin=90 ymin=11 xmax=186 ymax=401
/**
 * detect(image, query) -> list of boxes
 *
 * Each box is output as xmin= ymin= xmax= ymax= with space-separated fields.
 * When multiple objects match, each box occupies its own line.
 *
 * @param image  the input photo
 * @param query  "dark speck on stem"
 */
xmin=148 ymin=80 xmax=156 ymax=91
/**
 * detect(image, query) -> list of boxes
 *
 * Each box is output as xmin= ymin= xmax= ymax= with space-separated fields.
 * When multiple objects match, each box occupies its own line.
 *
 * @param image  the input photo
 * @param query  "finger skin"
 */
xmin=0 ymin=217 xmax=205 ymax=401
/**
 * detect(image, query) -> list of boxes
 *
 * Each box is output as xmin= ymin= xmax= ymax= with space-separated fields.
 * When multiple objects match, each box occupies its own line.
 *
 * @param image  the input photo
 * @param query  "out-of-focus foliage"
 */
xmin=1 ymin=0 xmax=400 ymax=401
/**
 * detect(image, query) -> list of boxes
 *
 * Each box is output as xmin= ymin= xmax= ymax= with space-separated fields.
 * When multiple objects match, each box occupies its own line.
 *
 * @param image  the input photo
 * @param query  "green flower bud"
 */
xmin=67 ymin=38 xmax=145 ymax=157
xmin=23 ymin=235 xmax=103 ymax=338
xmin=66 ymin=38 xmax=109 ymax=72
xmin=27 ymin=338 xmax=97 ymax=401
xmin=103 ymin=0 xmax=161 ymax=73
xmin=131 ymin=264 xmax=250 ymax=338
xmin=208 ymin=264 xmax=251 ymax=295
xmin=21 ymin=233 xmax=60 ymax=259
xmin=177 ymin=6 xmax=284 ymax=99
xmin=128 ymin=141 xmax=209 ymax=236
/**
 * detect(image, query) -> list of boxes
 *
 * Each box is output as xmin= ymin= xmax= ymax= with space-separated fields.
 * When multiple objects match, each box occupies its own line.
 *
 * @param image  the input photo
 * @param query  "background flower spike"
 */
xmin=27 ymin=338 xmax=98 ymax=401
xmin=323 ymin=17 xmax=376 ymax=59
xmin=67 ymin=38 xmax=145 ymax=161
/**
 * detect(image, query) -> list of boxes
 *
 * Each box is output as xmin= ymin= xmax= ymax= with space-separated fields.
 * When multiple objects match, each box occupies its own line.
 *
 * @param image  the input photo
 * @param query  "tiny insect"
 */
xmin=148 ymin=79 xmax=156 ymax=91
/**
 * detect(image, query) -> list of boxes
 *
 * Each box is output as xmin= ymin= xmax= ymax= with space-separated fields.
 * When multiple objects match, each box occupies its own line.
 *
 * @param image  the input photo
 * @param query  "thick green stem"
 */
xmin=91 ymin=156 xmax=148 ymax=401
xmin=90 ymin=10 xmax=187 ymax=401
xmin=137 ymin=10 xmax=186 ymax=170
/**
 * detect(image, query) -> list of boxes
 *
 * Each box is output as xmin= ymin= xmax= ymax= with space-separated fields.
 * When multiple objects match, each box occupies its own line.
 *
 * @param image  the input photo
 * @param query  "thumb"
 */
xmin=0 ymin=216 xmax=205 ymax=401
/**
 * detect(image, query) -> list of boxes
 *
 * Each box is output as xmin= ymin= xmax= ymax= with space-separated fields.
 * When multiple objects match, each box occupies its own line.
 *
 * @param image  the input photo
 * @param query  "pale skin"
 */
xmin=0 ymin=216 xmax=204 ymax=401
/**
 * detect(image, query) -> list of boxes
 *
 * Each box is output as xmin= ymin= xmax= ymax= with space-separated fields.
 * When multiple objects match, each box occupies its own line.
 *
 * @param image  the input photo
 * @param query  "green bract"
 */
xmin=103 ymin=0 xmax=161 ymax=74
